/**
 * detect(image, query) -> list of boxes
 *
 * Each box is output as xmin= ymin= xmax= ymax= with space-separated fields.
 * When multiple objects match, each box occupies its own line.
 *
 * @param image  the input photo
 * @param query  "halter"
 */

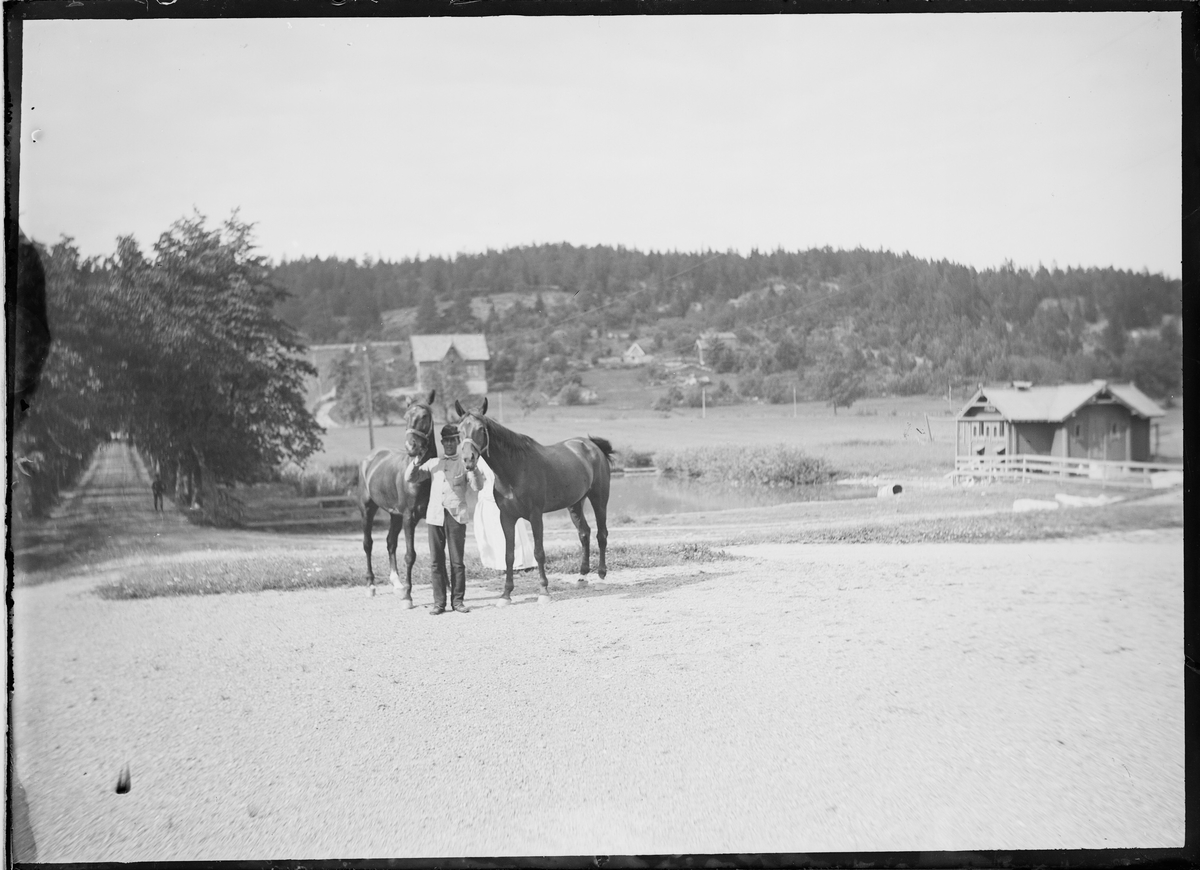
xmin=462 ymin=413 xmax=490 ymax=461
xmin=404 ymin=405 xmax=434 ymax=455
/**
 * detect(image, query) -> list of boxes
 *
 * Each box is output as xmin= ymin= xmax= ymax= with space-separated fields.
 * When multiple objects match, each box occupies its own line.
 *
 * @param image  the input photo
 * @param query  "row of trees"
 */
xmin=14 ymin=213 xmax=323 ymax=520
xmin=272 ymin=244 xmax=1181 ymax=406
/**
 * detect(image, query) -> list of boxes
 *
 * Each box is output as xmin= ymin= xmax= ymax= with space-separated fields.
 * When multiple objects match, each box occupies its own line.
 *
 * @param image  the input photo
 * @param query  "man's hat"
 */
xmin=440 ymin=424 xmax=460 ymax=441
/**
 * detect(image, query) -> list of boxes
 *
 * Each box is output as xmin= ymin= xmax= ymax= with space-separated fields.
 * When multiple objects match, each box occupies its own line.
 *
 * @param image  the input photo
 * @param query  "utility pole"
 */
xmin=362 ymin=342 xmax=375 ymax=451
xmin=701 ymin=386 xmax=707 ymax=419
xmin=793 ymin=385 xmax=797 ymax=418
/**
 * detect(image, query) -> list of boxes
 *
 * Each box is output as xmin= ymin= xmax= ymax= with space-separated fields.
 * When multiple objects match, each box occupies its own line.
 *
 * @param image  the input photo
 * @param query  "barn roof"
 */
xmin=410 ymin=334 xmax=490 ymax=363
xmin=696 ymin=331 xmax=739 ymax=348
xmin=959 ymin=380 xmax=1165 ymax=422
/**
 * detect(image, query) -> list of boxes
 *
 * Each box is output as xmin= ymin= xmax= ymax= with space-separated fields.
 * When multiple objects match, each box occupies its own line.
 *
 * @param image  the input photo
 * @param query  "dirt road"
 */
xmin=9 ymin=443 xmax=1184 ymax=860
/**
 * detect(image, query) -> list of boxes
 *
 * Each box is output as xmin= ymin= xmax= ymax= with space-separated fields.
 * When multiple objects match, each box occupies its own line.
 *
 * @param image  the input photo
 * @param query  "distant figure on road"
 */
xmin=152 ymin=475 xmax=164 ymax=512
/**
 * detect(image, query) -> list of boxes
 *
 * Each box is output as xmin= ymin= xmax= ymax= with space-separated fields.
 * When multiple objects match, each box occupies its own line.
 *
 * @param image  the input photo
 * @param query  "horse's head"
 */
xmin=453 ymin=397 xmax=489 ymax=472
xmin=403 ymin=390 xmax=436 ymax=458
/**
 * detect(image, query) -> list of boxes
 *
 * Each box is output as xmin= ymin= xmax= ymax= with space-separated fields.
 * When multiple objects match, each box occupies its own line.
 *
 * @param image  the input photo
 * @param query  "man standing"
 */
xmin=407 ymin=424 xmax=484 ymax=615
xmin=152 ymin=474 xmax=165 ymax=512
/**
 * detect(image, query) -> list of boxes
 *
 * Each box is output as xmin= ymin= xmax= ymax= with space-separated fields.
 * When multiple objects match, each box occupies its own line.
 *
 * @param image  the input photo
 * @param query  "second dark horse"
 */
xmin=454 ymin=398 xmax=613 ymax=605
xmin=356 ymin=390 xmax=437 ymax=603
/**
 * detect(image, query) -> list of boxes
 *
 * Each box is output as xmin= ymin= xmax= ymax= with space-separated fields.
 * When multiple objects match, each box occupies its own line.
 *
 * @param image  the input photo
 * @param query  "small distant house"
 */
xmin=955 ymin=380 xmax=1165 ymax=463
xmin=622 ymin=342 xmax=654 ymax=366
xmin=695 ymin=331 xmax=738 ymax=366
xmin=410 ymin=334 xmax=490 ymax=396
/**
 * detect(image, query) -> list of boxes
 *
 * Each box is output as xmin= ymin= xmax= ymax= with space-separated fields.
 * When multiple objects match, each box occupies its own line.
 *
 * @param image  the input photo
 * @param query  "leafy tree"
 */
xmin=1121 ymin=337 xmax=1180 ymax=401
xmin=817 ymin=356 xmax=867 ymax=415
xmin=15 ymin=213 xmax=323 ymax=519
xmin=774 ymin=335 xmax=802 ymax=370
xmin=516 ymin=391 xmax=543 ymax=416
xmin=423 ymin=353 xmax=470 ymax=420
xmin=415 ymin=288 xmax=441 ymax=332
xmin=12 ymin=238 xmax=113 ymax=516
xmin=330 ymin=345 xmax=406 ymax=425
xmin=709 ymin=340 xmax=737 ymax=374
xmin=118 ymin=213 xmax=324 ymax=502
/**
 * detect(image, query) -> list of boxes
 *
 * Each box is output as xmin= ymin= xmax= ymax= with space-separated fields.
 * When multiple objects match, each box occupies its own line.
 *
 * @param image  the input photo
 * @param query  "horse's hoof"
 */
xmin=577 ymin=577 xmax=588 ymax=586
xmin=367 ymin=586 xmax=376 ymax=598
xmin=496 ymin=597 xmax=511 ymax=608
xmin=400 ymin=597 xmax=414 ymax=610
xmin=538 ymin=594 xmax=552 ymax=605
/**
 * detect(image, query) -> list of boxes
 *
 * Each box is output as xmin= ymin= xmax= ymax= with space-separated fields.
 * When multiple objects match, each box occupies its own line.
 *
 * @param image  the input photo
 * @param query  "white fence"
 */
xmin=953 ymin=454 xmax=1183 ymax=486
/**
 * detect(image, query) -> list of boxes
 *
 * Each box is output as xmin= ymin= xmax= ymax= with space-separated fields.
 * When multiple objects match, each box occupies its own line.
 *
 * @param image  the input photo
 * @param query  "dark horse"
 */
xmin=356 ymin=390 xmax=437 ymax=603
xmin=453 ymin=398 xmax=613 ymax=605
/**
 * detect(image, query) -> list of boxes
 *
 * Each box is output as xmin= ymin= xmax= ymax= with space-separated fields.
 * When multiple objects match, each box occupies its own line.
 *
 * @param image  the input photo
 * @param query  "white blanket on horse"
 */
xmin=473 ymin=458 xmax=537 ymax=570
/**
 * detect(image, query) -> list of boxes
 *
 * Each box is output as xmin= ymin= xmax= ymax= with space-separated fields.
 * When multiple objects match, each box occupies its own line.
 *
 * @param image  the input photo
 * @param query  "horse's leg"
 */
xmin=363 ymin=501 xmax=379 ymax=596
xmin=567 ymin=500 xmax=591 ymax=583
xmin=401 ymin=510 xmax=417 ymax=609
xmin=529 ymin=512 xmax=551 ymax=604
xmin=386 ymin=512 xmax=403 ymax=591
xmin=497 ymin=511 xmax=518 ymax=606
xmin=588 ymin=487 xmax=609 ymax=580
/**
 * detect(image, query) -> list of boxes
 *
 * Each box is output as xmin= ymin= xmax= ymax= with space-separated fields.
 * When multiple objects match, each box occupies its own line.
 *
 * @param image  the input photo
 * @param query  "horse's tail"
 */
xmin=587 ymin=436 xmax=614 ymax=459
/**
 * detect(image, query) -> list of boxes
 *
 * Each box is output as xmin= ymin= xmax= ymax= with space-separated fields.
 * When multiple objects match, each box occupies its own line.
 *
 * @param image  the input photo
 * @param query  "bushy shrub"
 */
xmin=278 ymin=462 xmax=359 ymax=498
xmin=887 ymin=368 xmax=935 ymax=396
xmin=616 ymin=446 xmax=656 ymax=468
xmin=737 ymin=369 xmax=765 ymax=398
xmin=557 ymin=383 xmax=584 ymax=406
xmin=762 ymin=373 xmax=797 ymax=404
xmin=654 ymin=443 xmax=831 ymax=487
xmin=679 ymin=379 xmax=736 ymax=408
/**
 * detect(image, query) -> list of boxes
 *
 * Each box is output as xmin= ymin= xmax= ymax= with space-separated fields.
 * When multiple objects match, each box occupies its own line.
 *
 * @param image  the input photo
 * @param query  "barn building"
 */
xmin=695 ymin=331 xmax=738 ymax=366
xmin=955 ymin=380 xmax=1166 ymax=463
xmin=410 ymin=334 xmax=490 ymax=396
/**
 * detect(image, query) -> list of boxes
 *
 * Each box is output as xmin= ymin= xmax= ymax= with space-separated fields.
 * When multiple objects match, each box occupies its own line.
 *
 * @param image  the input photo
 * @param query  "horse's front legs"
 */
xmin=589 ymin=492 xmax=609 ymax=580
xmin=529 ymin=512 xmax=551 ymax=604
xmin=386 ymin=512 xmax=404 ymax=593
xmin=401 ymin=511 xmax=418 ymax=608
xmin=567 ymin=500 xmax=591 ymax=583
xmin=497 ymin=511 xmax=518 ymax=606
xmin=363 ymin=502 xmax=379 ymax=596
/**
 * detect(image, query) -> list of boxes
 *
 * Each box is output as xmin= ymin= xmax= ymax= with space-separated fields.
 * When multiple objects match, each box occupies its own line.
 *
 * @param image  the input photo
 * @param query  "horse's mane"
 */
xmin=481 ymin=414 xmax=542 ymax=459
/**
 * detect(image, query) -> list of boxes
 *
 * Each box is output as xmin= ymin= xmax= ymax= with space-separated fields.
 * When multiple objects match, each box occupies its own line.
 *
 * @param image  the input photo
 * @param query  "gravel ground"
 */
xmin=8 ymin=444 xmax=1185 ymax=860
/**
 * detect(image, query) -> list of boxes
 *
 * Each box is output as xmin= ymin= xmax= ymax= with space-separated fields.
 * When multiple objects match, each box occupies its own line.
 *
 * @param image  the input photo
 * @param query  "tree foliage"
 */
xmin=330 ymin=344 xmax=410 ymax=425
xmin=270 ymin=243 xmax=1182 ymax=403
xmin=14 ymin=213 xmax=323 ymax=518
xmin=422 ymin=354 xmax=470 ymax=421
xmin=818 ymin=354 xmax=867 ymax=415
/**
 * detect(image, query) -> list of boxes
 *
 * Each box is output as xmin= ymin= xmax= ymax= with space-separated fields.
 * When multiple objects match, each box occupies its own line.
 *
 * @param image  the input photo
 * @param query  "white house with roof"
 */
xmin=410 ymin=334 xmax=490 ymax=396
xmin=955 ymin=380 xmax=1165 ymax=463
xmin=622 ymin=342 xmax=653 ymax=366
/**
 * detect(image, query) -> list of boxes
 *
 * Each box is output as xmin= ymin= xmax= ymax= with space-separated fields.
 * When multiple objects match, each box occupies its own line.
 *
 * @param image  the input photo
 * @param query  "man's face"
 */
xmin=442 ymin=437 xmax=459 ymax=457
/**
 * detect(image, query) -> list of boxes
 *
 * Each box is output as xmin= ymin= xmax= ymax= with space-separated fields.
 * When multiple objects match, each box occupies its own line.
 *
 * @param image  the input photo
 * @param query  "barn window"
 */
xmin=1074 ymin=424 xmax=1081 ymax=438
xmin=1111 ymin=423 xmax=1119 ymax=435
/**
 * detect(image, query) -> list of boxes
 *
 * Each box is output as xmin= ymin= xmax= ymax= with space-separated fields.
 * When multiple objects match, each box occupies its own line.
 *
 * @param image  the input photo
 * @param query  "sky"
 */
xmin=17 ymin=12 xmax=1182 ymax=277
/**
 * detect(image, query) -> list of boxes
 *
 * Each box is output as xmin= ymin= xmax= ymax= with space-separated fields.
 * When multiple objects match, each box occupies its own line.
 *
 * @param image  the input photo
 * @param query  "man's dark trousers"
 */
xmin=428 ymin=511 xmax=467 ymax=609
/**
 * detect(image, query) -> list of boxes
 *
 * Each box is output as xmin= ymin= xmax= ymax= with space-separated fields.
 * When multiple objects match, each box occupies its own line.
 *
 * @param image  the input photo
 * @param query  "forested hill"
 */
xmin=271 ymin=244 xmax=1182 ymax=402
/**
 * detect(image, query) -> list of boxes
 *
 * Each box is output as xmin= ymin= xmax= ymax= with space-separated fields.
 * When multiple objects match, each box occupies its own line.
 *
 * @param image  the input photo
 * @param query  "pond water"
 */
xmin=605 ymin=474 xmax=876 ymax=518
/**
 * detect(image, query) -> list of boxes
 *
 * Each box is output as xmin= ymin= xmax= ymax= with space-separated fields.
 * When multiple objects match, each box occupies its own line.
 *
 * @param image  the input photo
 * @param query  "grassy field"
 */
xmin=309 ymin=391 xmax=1184 ymax=480
xmin=93 ymin=541 xmax=733 ymax=600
